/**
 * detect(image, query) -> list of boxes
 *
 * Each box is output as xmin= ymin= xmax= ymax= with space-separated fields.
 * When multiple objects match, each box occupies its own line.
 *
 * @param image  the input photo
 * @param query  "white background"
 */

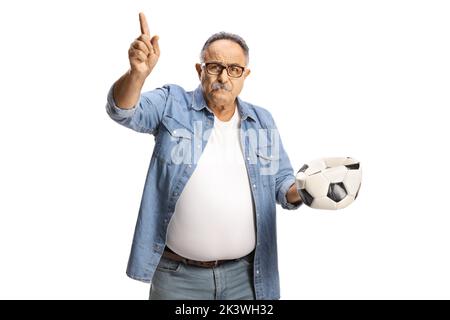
xmin=0 ymin=0 xmax=449 ymax=299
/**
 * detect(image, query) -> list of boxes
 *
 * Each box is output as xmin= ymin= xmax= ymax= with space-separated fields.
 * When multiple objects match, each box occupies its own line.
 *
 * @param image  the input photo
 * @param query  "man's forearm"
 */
xmin=113 ymin=70 xmax=148 ymax=109
xmin=287 ymin=183 xmax=302 ymax=205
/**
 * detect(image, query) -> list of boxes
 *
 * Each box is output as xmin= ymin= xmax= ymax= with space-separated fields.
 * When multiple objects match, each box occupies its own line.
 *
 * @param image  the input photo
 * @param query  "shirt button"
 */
xmin=174 ymin=192 xmax=178 ymax=196
xmin=256 ymin=270 xmax=260 ymax=274
xmin=247 ymin=157 xmax=250 ymax=161
xmin=253 ymin=184 xmax=256 ymax=188
xmin=188 ymin=164 xmax=192 ymax=168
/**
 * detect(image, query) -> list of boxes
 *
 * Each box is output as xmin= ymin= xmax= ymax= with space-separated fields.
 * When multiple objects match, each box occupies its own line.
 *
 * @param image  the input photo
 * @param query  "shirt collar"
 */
xmin=191 ymin=84 xmax=256 ymax=121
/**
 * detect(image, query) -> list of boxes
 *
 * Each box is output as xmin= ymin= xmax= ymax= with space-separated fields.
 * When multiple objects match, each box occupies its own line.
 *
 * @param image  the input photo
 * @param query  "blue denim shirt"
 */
xmin=106 ymin=83 xmax=301 ymax=300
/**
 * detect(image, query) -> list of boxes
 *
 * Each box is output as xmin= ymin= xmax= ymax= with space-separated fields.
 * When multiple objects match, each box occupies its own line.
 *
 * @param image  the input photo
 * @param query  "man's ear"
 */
xmin=244 ymin=68 xmax=251 ymax=79
xmin=195 ymin=63 xmax=202 ymax=79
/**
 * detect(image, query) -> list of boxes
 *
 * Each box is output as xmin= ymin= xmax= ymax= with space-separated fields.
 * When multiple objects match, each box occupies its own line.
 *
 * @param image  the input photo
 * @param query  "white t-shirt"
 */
xmin=166 ymin=109 xmax=256 ymax=261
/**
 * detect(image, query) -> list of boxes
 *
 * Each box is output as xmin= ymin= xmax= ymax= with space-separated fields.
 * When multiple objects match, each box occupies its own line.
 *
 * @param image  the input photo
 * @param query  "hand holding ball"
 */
xmin=295 ymin=157 xmax=362 ymax=210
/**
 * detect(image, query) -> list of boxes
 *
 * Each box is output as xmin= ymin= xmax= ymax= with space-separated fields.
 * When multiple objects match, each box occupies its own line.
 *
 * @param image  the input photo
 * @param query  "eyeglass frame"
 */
xmin=201 ymin=62 xmax=246 ymax=78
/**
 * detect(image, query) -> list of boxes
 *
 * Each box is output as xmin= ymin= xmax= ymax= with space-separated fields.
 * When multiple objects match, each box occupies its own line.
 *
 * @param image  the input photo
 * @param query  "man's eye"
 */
xmin=208 ymin=64 xmax=221 ymax=72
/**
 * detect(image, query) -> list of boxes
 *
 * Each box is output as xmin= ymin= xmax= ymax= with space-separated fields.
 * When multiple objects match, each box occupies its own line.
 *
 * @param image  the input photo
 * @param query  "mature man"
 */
xmin=106 ymin=12 xmax=302 ymax=300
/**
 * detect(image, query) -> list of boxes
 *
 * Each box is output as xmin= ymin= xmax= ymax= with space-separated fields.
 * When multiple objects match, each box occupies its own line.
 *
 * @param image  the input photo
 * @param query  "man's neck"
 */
xmin=208 ymin=101 xmax=237 ymax=122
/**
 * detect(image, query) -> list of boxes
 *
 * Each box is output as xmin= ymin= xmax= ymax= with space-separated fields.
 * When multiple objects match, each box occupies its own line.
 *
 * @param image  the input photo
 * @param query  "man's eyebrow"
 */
xmin=205 ymin=61 xmax=243 ymax=66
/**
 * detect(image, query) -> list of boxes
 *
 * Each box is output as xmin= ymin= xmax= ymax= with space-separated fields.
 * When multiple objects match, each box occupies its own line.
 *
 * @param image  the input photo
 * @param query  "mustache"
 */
xmin=211 ymin=82 xmax=232 ymax=91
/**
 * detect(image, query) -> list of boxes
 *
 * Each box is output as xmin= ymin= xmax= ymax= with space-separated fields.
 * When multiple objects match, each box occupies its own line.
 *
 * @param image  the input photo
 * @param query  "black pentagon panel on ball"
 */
xmin=327 ymin=182 xmax=347 ymax=202
xmin=345 ymin=163 xmax=360 ymax=170
xmin=298 ymin=164 xmax=309 ymax=173
xmin=298 ymin=189 xmax=314 ymax=206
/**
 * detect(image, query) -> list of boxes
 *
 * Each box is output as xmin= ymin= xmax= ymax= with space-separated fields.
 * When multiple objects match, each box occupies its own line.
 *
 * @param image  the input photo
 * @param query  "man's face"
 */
xmin=196 ymin=39 xmax=250 ymax=108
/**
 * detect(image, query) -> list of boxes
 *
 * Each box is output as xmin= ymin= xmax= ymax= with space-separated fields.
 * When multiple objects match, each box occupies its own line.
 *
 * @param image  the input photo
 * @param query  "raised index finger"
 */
xmin=139 ymin=12 xmax=150 ymax=36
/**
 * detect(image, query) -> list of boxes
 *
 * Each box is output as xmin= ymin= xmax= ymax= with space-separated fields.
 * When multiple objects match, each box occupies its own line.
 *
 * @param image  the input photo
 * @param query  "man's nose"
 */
xmin=217 ymin=68 xmax=228 ymax=83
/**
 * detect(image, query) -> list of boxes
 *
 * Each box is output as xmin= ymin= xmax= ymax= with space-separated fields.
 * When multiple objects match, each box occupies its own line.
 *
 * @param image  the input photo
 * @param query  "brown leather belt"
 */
xmin=162 ymin=246 xmax=253 ymax=268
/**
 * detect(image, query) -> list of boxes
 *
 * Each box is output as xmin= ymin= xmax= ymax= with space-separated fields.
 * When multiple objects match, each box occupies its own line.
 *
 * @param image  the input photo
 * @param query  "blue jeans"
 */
xmin=149 ymin=253 xmax=255 ymax=300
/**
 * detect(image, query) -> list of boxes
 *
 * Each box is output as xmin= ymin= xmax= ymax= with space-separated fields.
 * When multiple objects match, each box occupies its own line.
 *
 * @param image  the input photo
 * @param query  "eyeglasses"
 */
xmin=201 ymin=62 xmax=246 ymax=78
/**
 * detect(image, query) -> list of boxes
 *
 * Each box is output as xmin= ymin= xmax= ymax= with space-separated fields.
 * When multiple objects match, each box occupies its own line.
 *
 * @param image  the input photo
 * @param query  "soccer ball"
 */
xmin=295 ymin=157 xmax=362 ymax=210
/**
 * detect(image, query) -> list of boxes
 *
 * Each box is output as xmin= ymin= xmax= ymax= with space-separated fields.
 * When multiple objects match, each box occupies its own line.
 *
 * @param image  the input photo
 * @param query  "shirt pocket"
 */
xmin=255 ymin=147 xmax=279 ymax=187
xmin=154 ymin=116 xmax=193 ymax=165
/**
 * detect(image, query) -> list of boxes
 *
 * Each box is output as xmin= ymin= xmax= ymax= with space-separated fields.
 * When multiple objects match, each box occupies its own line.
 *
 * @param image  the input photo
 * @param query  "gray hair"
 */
xmin=200 ymin=32 xmax=249 ymax=65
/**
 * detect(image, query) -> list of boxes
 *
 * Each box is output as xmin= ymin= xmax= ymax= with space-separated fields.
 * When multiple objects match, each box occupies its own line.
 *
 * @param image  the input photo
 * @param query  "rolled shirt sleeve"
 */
xmin=106 ymin=84 xmax=139 ymax=119
xmin=276 ymin=175 xmax=302 ymax=210
xmin=105 ymin=83 xmax=169 ymax=134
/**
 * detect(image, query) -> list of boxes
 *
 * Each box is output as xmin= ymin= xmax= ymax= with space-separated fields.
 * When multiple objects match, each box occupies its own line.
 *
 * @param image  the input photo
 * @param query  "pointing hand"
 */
xmin=128 ymin=12 xmax=160 ymax=77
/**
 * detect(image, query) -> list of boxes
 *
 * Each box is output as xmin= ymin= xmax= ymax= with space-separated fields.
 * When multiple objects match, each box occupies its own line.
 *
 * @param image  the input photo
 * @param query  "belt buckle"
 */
xmin=192 ymin=259 xmax=220 ymax=268
xmin=202 ymin=260 xmax=219 ymax=268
